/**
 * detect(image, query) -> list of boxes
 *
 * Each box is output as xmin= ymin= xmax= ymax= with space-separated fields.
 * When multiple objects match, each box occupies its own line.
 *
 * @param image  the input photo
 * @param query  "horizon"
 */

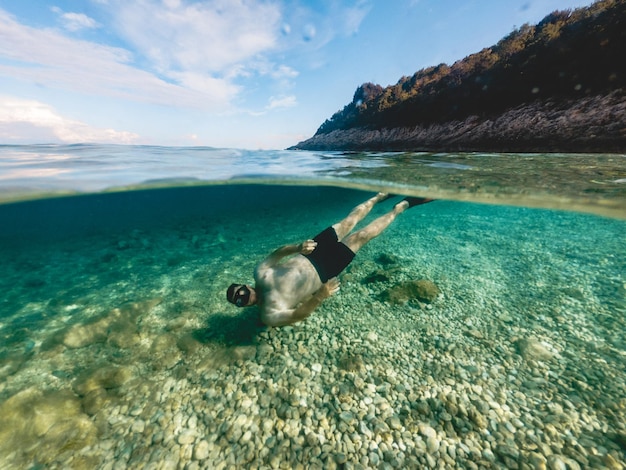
xmin=0 ymin=0 xmax=595 ymax=150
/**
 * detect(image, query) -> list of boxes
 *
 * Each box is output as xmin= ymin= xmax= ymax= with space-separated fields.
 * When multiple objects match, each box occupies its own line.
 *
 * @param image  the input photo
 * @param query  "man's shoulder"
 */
xmin=254 ymin=263 xmax=272 ymax=283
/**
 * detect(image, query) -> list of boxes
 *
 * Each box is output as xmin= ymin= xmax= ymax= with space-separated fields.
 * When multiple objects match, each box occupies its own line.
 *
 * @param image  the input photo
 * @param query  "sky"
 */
xmin=0 ymin=0 xmax=596 ymax=150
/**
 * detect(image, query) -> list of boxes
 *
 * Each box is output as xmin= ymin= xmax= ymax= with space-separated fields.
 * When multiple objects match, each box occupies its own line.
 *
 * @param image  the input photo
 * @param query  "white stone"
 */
xmin=547 ymin=455 xmax=568 ymax=470
xmin=262 ymin=418 xmax=274 ymax=433
xmin=426 ymin=436 xmax=440 ymax=454
xmin=178 ymin=430 xmax=195 ymax=445
xmin=188 ymin=415 xmax=198 ymax=430
xmin=131 ymin=420 xmax=145 ymax=433
xmin=306 ymin=433 xmax=319 ymax=447
xmin=193 ymin=440 xmax=210 ymax=460
xmin=516 ymin=337 xmax=556 ymax=361
xmin=241 ymin=430 xmax=253 ymax=444
xmin=419 ymin=424 xmax=437 ymax=439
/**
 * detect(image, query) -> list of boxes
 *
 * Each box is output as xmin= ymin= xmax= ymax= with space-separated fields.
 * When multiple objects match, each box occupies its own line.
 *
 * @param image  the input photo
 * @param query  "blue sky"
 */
xmin=0 ymin=0 xmax=595 ymax=149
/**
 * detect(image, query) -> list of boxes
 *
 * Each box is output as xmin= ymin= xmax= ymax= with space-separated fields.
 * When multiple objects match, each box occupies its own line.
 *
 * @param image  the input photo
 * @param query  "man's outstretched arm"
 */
xmin=288 ymin=278 xmax=340 ymax=324
xmin=257 ymin=239 xmax=317 ymax=270
xmin=260 ymin=278 xmax=340 ymax=327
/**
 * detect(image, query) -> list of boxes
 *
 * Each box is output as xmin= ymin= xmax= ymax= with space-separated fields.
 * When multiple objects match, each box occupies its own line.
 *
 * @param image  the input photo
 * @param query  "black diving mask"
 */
xmin=233 ymin=286 xmax=251 ymax=307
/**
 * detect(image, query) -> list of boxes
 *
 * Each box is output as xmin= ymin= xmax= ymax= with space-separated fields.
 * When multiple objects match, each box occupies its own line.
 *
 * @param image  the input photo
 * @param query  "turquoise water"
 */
xmin=0 ymin=145 xmax=625 ymax=469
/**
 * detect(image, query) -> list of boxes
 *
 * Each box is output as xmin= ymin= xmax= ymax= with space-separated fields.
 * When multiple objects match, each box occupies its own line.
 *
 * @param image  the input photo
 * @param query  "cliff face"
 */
xmin=292 ymin=0 xmax=626 ymax=153
xmin=292 ymin=92 xmax=625 ymax=152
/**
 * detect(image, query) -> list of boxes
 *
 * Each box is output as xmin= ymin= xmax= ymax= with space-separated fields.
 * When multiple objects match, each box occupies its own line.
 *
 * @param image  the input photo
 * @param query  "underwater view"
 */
xmin=0 ymin=145 xmax=624 ymax=469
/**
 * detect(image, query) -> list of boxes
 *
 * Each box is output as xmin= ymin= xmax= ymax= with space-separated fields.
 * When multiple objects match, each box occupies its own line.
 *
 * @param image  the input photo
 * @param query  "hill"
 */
xmin=291 ymin=0 xmax=626 ymax=152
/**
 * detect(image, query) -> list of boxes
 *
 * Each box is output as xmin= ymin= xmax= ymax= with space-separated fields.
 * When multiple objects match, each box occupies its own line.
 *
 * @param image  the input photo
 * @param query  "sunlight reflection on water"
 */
xmin=0 ymin=145 xmax=624 ymax=219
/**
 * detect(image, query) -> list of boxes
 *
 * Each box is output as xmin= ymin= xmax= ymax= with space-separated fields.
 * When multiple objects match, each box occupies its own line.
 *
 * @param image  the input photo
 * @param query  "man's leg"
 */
xmin=342 ymin=200 xmax=410 ymax=253
xmin=332 ymin=192 xmax=389 ymax=240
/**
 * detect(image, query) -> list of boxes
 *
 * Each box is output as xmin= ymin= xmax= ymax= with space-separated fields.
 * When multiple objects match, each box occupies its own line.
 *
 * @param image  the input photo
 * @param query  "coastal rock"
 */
xmin=291 ymin=92 xmax=626 ymax=154
xmin=380 ymin=279 xmax=441 ymax=304
xmin=292 ymin=3 xmax=626 ymax=156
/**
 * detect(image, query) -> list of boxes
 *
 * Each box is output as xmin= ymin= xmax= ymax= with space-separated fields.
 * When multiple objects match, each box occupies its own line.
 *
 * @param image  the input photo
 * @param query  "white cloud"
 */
xmin=110 ymin=0 xmax=282 ymax=75
xmin=272 ymin=65 xmax=299 ymax=80
xmin=0 ymin=1 xmax=371 ymax=121
xmin=0 ymin=9 xmax=235 ymax=109
xmin=51 ymin=7 xmax=100 ymax=32
xmin=343 ymin=1 xmax=372 ymax=35
xmin=281 ymin=0 xmax=372 ymax=50
xmin=0 ymin=95 xmax=138 ymax=143
xmin=267 ymin=95 xmax=297 ymax=110
xmin=248 ymin=61 xmax=299 ymax=81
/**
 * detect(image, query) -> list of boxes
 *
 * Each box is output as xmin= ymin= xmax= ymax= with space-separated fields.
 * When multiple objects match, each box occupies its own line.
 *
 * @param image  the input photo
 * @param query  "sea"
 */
xmin=0 ymin=144 xmax=624 ymax=469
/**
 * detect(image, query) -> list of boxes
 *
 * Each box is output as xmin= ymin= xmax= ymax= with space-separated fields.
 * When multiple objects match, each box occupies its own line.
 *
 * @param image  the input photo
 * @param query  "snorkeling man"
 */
xmin=226 ymin=193 xmax=433 ymax=327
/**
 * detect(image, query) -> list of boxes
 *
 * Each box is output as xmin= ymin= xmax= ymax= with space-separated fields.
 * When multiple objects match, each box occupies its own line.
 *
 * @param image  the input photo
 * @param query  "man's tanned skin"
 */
xmin=227 ymin=193 xmax=433 ymax=327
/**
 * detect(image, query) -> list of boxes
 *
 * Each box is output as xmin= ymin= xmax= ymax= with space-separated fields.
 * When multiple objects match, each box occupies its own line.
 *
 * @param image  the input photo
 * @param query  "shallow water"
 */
xmin=0 ymin=146 xmax=625 ymax=469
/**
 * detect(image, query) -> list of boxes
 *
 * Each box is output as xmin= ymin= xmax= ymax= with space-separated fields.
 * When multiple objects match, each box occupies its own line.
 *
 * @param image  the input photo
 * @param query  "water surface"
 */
xmin=1 ymin=145 xmax=624 ymax=219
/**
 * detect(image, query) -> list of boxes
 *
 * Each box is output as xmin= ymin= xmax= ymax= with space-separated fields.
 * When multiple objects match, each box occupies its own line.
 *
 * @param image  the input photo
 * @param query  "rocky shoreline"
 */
xmin=291 ymin=92 xmax=626 ymax=153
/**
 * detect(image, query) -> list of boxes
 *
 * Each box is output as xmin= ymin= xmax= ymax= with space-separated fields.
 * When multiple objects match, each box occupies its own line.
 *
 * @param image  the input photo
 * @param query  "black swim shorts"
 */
xmin=303 ymin=227 xmax=355 ymax=283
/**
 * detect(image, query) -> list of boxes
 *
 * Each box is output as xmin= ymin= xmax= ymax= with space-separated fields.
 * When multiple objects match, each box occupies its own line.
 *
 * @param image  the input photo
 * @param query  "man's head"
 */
xmin=226 ymin=284 xmax=257 ymax=307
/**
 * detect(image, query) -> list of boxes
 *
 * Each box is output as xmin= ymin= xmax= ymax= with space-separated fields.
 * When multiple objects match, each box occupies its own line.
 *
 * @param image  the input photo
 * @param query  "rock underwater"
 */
xmin=380 ymin=279 xmax=441 ymax=305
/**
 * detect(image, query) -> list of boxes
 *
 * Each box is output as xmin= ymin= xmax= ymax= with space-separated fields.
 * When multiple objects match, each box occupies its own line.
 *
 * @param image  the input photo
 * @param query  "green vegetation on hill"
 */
xmin=314 ymin=0 xmax=625 ymax=137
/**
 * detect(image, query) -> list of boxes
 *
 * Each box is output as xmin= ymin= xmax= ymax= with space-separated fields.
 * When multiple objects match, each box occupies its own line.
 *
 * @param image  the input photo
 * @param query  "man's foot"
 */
xmin=401 ymin=197 xmax=435 ymax=208
xmin=378 ymin=193 xmax=397 ymax=202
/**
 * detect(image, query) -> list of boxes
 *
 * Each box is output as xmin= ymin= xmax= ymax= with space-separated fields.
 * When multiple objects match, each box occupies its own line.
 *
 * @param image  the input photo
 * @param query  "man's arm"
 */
xmin=257 ymin=239 xmax=317 ymax=270
xmin=260 ymin=278 xmax=341 ymax=327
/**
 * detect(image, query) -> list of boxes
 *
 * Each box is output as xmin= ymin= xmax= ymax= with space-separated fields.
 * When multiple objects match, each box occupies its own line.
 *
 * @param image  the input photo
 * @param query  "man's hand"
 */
xmin=290 ymin=277 xmax=340 ymax=324
xmin=299 ymin=239 xmax=317 ymax=255
xmin=316 ymin=277 xmax=340 ymax=300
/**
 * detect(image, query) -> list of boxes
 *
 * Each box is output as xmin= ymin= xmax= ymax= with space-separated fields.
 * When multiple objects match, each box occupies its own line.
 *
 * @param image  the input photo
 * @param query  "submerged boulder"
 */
xmin=72 ymin=365 xmax=133 ymax=396
xmin=515 ymin=337 xmax=557 ymax=361
xmin=62 ymin=298 xmax=161 ymax=349
xmin=71 ymin=365 xmax=133 ymax=419
xmin=0 ymin=387 xmax=98 ymax=466
xmin=363 ymin=267 xmax=401 ymax=284
xmin=380 ymin=279 xmax=441 ymax=304
xmin=376 ymin=253 xmax=401 ymax=266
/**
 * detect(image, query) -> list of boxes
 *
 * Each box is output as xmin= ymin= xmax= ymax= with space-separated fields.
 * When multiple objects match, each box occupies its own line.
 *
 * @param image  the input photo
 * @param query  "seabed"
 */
xmin=0 ymin=185 xmax=624 ymax=469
